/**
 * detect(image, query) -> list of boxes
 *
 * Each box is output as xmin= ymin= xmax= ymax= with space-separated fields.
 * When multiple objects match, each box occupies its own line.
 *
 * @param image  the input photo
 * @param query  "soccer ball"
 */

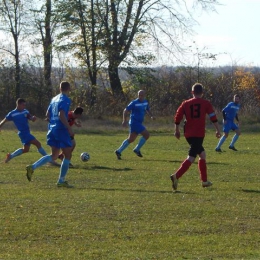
xmin=80 ymin=152 xmax=90 ymax=162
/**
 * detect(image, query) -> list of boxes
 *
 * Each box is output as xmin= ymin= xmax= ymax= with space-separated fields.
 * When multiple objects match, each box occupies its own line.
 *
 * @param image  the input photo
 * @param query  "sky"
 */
xmin=191 ymin=0 xmax=260 ymax=67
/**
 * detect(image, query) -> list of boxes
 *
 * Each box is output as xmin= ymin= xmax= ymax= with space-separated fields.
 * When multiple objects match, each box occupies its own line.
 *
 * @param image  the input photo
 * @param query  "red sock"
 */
xmin=176 ymin=159 xmax=192 ymax=179
xmin=198 ymin=159 xmax=207 ymax=182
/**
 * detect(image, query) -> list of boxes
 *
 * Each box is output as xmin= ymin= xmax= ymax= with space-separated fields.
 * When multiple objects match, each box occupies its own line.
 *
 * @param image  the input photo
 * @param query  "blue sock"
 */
xmin=58 ymin=158 xmax=70 ymax=183
xmin=38 ymin=147 xmax=47 ymax=156
xmin=216 ymin=136 xmax=226 ymax=149
xmin=134 ymin=136 xmax=147 ymax=152
xmin=10 ymin=148 xmax=23 ymax=159
xmin=117 ymin=139 xmax=130 ymax=153
xmin=32 ymin=155 xmax=52 ymax=170
xmin=230 ymin=134 xmax=239 ymax=147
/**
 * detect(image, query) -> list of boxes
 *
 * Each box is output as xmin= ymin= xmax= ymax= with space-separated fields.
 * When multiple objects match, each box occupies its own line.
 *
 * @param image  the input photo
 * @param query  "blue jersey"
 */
xmin=222 ymin=102 xmax=240 ymax=121
xmin=126 ymin=98 xmax=150 ymax=124
xmin=47 ymin=93 xmax=71 ymax=130
xmin=6 ymin=109 xmax=31 ymax=133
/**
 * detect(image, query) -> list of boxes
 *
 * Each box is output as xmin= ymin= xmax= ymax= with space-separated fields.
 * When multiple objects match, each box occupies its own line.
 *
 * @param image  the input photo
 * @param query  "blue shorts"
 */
xmin=223 ymin=121 xmax=238 ymax=133
xmin=47 ymin=128 xmax=72 ymax=148
xmin=18 ymin=132 xmax=36 ymax=145
xmin=129 ymin=122 xmax=146 ymax=134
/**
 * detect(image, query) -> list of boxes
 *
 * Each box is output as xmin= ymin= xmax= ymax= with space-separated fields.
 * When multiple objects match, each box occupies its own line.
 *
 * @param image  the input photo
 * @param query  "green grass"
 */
xmin=0 ymin=127 xmax=259 ymax=259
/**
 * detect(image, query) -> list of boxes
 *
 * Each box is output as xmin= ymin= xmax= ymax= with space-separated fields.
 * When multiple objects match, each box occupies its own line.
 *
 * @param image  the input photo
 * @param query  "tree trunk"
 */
xmin=44 ymin=0 xmax=53 ymax=101
xmin=108 ymin=64 xmax=125 ymax=99
xmin=14 ymin=35 xmax=20 ymax=99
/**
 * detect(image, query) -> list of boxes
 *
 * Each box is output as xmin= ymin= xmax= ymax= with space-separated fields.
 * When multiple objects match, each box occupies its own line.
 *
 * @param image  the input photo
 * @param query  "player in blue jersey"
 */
xmin=115 ymin=90 xmax=154 ymax=159
xmin=0 ymin=98 xmax=48 ymax=163
xmin=215 ymin=94 xmax=241 ymax=152
xmin=26 ymin=81 xmax=74 ymax=188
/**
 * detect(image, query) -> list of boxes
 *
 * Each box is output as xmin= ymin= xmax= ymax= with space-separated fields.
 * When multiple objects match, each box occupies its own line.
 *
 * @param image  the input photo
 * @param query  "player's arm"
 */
xmin=122 ymin=108 xmax=130 ymax=127
xmin=146 ymin=108 xmax=155 ymax=120
xmin=174 ymin=104 xmax=184 ymax=139
xmin=0 ymin=118 xmax=9 ymax=129
xmin=59 ymin=110 xmax=74 ymax=137
xmin=45 ymin=111 xmax=50 ymax=122
xmin=208 ymin=111 xmax=221 ymax=138
xmin=27 ymin=113 xmax=36 ymax=122
xmin=74 ymin=120 xmax=82 ymax=127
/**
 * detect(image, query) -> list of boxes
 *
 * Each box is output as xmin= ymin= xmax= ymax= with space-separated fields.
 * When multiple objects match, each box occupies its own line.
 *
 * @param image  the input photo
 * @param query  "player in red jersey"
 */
xmin=170 ymin=83 xmax=221 ymax=191
xmin=57 ymin=107 xmax=83 ymax=167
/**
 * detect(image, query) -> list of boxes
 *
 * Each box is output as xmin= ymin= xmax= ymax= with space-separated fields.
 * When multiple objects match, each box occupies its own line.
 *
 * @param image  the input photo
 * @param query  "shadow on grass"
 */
xmin=85 ymin=187 xmax=196 ymax=194
xmin=91 ymin=166 xmax=133 ymax=172
xmin=241 ymin=189 xmax=260 ymax=193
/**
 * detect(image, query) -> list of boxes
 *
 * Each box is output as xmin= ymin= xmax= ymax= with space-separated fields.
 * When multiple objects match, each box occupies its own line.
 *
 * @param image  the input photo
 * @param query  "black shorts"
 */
xmin=186 ymin=137 xmax=204 ymax=157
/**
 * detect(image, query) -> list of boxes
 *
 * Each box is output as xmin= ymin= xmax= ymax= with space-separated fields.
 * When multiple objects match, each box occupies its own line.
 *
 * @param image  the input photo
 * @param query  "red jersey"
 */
xmin=174 ymin=97 xmax=218 ymax=138
xmin=68 ymin=111 xmax=75 ymax=126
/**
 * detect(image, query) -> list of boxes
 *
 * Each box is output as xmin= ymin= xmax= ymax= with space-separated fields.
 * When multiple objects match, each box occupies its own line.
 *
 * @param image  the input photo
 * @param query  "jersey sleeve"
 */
xmin=207 ymin=102 xmax=218 ymax=123
xmin=174 ymin=102 xmax=185 ymax=125
xmin=126 ymin=101 xmax=134 ymax=111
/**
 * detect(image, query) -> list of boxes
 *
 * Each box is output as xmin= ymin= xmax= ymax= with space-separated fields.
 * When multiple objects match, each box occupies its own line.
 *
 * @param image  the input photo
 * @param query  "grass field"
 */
xmin=0 ymin=125 xmax=259 ymax=259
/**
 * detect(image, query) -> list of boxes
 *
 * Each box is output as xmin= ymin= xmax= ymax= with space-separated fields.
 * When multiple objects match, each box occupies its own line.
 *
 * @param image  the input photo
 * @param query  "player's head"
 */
xmin=192 ymin=83 xmax=203 ymax=96
xmin=138 ymin=90 xmax=145 ymax=101
xmin=233 ymin=94 xmax=240 ymax=103
xmin=60 ymin=81 xmax=71 ymax=93
xmin=16 ymin=98 xmax=26 ymax=109
xmin=73 ymin=107 xmax=84 ymax=115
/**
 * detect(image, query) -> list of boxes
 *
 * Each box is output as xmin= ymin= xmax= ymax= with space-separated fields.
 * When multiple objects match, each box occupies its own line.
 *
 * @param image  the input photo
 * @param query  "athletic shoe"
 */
xmin=26 ymin=165 xmax=34 ymax=182
xmin=229 ymin=146 xmax=238 ymax=151
xmin=215 ymin=148 xmax=222 ymax=152
xmin=5 ymin=153 xmax=11 ymax=163
xmin=133 ymin=150 xmax=143 ymax=157
xmin=202 ymin=181 xmax=213 ymax=188
xmin=115 ymin=150 xmax=122 ymax=160
xmin=57 ymin=181 xmax=73 ymax=188
xmin=170 ymin=174 xmax=178 ymax=191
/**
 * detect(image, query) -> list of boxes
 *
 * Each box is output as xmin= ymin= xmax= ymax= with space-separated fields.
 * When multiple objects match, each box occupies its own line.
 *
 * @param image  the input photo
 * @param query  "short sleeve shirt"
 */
xmin=175 ymin=97 xmax=217 ymax=138
xmin=6 ymin=109 xmax=30 ymax=133
xmin=222 ymin=102 xmax=240 ymax=121
xmin=47 ymin=93 xmax=71 ymax=130
xmin=126 ymin=98 xmax=150 ymax=124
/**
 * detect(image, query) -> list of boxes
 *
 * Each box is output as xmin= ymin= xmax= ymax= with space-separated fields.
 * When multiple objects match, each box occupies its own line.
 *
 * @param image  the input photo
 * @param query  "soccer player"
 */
xmin=0 ymin=98 xmax=48 ymax=162
xmin=115 ymin=90 xmax=154 ymax=159
xmin=57 ymin=106 xmax=84 ymax=167
xmin=215 ymin=94 xmax=241 ymax=152
xmin=170 ymin=83 xmax=221 ymax=191
xmin=26 ymin=81 xmax=74 ymax=188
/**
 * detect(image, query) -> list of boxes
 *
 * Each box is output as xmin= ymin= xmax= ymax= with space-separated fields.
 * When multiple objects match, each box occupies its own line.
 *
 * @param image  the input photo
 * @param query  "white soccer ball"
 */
xmin=80 ymin=152 xmax=90 ymax=162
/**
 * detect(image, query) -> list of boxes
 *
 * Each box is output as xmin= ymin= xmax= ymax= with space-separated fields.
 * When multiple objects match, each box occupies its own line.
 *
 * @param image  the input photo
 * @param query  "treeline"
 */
xmin=0 ymin=65 xmax=260 ymax=119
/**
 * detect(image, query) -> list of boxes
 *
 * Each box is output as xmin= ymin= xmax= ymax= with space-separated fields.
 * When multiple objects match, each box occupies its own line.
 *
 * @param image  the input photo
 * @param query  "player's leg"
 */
xmin=229 ymin=125 xmax=240 ymax=150
xmin=170 ymin=138 xmax=195 ymax=191
xmin=5 ymin=147 xmax=24 ymax=163
xmin=133 ymin=124 xmax=148 ymax=157
xmin=6 ymin=133 xmax=32 ymax=162
xmin=216 ymin=121 xmax=231 ymax=151
xmin=57 ymin=147 xmax=72 ymax=186
xmin=30 ymin=138 xmax=47 ymax=156
xmin=215 ymin=132 xmax=229 ymax=151
xmin=57 ymin=130 xmax=73 ymax=186
xmin=115 ymin=126 xmax=138 ymax=159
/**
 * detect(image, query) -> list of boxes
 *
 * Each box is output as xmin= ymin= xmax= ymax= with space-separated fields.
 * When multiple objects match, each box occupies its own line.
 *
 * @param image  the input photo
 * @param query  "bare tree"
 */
xmin=0 ymin=0 xmax=28 ymax=98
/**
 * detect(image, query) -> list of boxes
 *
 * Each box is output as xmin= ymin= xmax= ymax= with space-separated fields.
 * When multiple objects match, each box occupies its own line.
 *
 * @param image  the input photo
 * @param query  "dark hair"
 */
xmin=234 ymin=94 xmax=240 ymax=98
xmin=16 ymin=98 xmax=26 ymax=105
xmin=60 ymin=81 xmax=71 ymax=91
xmin=74 ymin=107 xmax=83 ymax=115
xmin=192 ymin=83 xmax=203 ymax=94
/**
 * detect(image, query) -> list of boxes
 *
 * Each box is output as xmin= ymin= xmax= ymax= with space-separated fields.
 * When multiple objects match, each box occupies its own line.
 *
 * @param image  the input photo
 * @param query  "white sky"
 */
xmin=191 ymin=0 xmax=260 ymax=66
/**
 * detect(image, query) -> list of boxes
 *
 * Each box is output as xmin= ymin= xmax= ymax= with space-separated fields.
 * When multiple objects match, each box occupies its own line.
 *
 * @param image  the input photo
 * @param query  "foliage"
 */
xmin=0 ymin=129 xmax=259 ymax=259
